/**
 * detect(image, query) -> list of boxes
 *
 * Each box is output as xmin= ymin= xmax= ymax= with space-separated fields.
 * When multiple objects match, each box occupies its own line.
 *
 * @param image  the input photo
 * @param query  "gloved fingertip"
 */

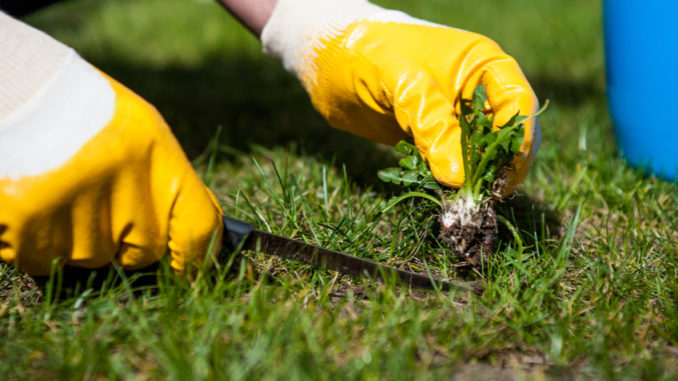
xmin=118 ymin=243 xmax=163 ymax=271
xmin=167 ymin=177 xmax=224 ymax=274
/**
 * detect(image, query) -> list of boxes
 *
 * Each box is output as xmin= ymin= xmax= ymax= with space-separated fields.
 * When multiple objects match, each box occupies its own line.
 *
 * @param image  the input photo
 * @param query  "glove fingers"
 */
xmin=167 ymin=169 xmax=223 ymax=274
xmin=117 ymin=243 xmax=162 ymax=271
xmin=102 ymin=76 xmax=223 ymax=273
xmin=478 ymin=55 xmax=541 ymax=194
xmin=480 ymin=56 xmax=540 ymax=146
xmin=394 ymin=72 xmax=465 ymax=188
xmin=480 ymin=56 xmax=539 ymax=126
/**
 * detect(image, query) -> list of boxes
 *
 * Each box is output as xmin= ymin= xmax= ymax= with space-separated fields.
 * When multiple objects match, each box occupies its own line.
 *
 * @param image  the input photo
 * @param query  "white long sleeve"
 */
xmin=0 ymin=12 xmax=115 ymax=180
xmin=0 ymin=11 xmax=71 ymax=121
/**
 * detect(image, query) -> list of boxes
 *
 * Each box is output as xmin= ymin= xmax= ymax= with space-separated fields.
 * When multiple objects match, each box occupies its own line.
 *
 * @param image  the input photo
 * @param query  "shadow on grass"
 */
xmin=94 ymin=57 xmax=398 ymax=188
xmin=530 ymin=73 xmax=605 ymax=108
xmin=29 ymin=263 xmax=162 ymax=301
xmin=448 ymin=193 xmax=562 ymax=279
xmin=496 ymin=193 xmax=564 ymax=251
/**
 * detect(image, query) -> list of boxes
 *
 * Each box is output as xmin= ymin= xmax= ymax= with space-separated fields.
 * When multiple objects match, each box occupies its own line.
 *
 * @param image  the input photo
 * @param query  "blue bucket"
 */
xmin=604 ymin=0 xmax=678 ymax=181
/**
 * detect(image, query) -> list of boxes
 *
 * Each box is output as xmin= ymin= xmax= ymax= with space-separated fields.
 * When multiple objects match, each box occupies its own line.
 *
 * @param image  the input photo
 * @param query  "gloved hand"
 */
xmin=261 ymin=0 xmax=540 ymax=194
xmin=0 ymin=14 xmax=222 ymax=276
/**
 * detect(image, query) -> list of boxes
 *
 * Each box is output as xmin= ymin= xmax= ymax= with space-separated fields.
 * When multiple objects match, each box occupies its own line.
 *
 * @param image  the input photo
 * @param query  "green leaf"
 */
xmin=510 ymin=133 xmax=524 ymax=154
xmin=401 ymin=170 xmax=419 ymax=185
xmin=381 ymin=191 xmax=442 ymax=213
xmin=482 ymin=132 xmax=497 ymax=147
xmin=395 ymin=140 xmax=416 ymax=155
xmin=472 ymin=85 xmax=488 ymax=111
xmin=515 ymin=115 xmax=530 ymax=124
xmin=482 ymin=170 xmax=494 ymax=183
xmin=420 ymin=175 xmax=443 ymax=190
xmin=377 ymin=167 xmax=403 ymax=184
xmin=498 ymin=132 xmax=512 ymax=152
xmin=399 ymin=155 xmax=421 ymax=170
xmin=476 ymin=112 xmax=492 ymax=131
xmin=499 ymin=112 xmax=519 ymax=129
xmin=423 ymin=182 xmax=442 ymax=190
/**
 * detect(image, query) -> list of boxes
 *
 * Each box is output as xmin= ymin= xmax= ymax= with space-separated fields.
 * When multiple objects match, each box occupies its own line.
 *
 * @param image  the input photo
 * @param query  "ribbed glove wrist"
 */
xmin=261 ymin=0 xmax=383 ymax=89
xmin=0 ymin=12 xmax=71 ymax=122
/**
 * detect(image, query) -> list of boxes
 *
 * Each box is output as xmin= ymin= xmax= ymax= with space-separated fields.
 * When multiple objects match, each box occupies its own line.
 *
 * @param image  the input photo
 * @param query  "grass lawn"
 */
xmin=2 ymin=0 xmax=677 ymax=379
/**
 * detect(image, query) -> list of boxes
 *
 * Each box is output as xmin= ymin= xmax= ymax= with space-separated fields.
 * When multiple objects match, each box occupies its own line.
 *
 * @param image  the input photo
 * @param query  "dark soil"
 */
xmin=438 ymin=199 xmax=498 ymax=267
xmin=0 ymin=264 xmax=42 ymax=307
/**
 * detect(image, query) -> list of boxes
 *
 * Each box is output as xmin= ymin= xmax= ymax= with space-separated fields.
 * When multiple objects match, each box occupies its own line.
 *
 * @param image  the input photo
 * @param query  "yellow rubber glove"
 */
xmin=261 ymin=0 xmax=540 ymax=194
xmin=0 ymin=15 xmax=222 ymax=276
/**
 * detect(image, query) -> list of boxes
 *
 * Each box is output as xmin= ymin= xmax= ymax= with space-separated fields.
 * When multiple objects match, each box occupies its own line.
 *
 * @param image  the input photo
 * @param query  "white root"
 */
xmin=440 ymin=196 xmax=479 ymax=229
xmin=439 ymin=194 xmax=498 ymax=266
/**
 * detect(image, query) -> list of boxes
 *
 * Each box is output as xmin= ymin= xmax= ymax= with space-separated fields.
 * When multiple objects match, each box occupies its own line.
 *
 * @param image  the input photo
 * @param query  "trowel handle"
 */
xmin=222 ymin=216 xmax=255 ymax=252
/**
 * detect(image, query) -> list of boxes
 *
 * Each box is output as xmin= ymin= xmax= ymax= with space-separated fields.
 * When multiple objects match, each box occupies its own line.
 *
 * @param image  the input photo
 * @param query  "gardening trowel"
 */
xmin=222 ymin=216 xmax=481 ymax=293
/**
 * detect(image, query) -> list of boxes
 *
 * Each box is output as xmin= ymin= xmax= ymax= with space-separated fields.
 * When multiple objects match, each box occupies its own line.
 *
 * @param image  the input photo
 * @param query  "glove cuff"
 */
xmin=0 ymin=12 xmax=72 ymax=122
xmin=0 ymin=12 xmax=116 ymax=180
xmin=260 ymin=0 xmax=383 ymax=85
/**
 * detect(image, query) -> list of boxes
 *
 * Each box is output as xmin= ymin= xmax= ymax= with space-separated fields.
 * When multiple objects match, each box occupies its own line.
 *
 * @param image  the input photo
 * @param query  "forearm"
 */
xmin=215 ymin=0 xmax=277 ymax=37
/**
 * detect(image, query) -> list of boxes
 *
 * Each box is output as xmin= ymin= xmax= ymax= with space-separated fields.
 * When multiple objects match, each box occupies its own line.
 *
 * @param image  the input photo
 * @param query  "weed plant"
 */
xmin=379 ymin=86 xmax=545 ymax=267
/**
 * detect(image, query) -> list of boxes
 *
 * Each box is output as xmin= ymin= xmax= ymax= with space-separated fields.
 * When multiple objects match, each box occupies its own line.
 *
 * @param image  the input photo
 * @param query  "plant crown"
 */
xmin=379 ymin=85 xmax=531 ymax=201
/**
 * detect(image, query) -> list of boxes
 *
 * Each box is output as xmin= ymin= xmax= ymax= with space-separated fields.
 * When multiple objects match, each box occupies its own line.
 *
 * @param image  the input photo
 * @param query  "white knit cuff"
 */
xmin=260 ymin=0 xmax=447 ymax=90
xmin=0 ymin=12 xmax=116 ymax=180
xmin=260 ymin=0 xmax=383 ymax=82
xmin=0 ymin=12 xmax=72 ymax=122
